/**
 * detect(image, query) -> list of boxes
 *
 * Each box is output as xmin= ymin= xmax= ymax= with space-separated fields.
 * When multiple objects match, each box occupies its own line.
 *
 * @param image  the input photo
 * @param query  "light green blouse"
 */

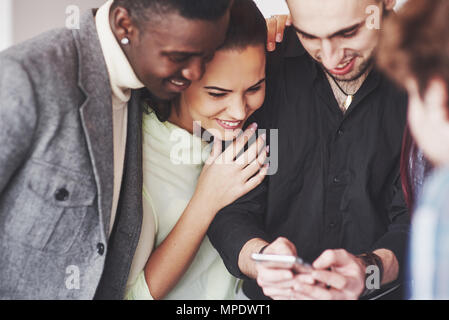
xmin=125 ymin=110 xmax=236 ymax=300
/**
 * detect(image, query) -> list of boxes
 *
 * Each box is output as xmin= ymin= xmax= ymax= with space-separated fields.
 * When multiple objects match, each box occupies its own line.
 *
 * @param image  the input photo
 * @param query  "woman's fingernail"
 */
xmin=268 ymin=42 xmax=275 ymax=51
xmin=250 ymin=123 xmax=258 ymax=131
xmin=266 ymin=145 xmax=270 ymax=154
xmin=276 ymin=33 xmax=282 ymax=42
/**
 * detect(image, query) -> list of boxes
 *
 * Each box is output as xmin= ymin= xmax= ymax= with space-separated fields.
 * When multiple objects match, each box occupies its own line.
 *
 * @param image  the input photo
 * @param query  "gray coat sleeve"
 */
xmin=0 ymin=57 xmax=38 ymax=194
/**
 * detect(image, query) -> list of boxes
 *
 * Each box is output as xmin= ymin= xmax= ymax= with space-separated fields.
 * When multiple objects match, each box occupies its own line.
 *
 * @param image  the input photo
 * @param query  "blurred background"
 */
xmin=0 ymin=0 xmax=408 ymax=52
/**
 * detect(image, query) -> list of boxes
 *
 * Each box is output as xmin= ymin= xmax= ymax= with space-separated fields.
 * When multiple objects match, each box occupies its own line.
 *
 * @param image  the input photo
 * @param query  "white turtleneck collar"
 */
xmin=95 ymin=0 xmax=144 ymax=105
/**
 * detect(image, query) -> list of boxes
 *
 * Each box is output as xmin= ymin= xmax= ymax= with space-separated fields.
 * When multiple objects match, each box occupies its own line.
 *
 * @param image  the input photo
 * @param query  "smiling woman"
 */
xmin=169 ymin=0 xmax=268 ymax=142
xmin=125 ymin=0 xmax=269 ymax=301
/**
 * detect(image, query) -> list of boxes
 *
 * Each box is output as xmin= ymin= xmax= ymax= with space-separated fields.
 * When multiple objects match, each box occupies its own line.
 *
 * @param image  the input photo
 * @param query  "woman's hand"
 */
xmin=142 ymin=123 xmax=268 ymax=300
xmin=194 ymin=122 xmax=269 ymax=215
xmin=266 ymin=14 xmax=292 ymax=51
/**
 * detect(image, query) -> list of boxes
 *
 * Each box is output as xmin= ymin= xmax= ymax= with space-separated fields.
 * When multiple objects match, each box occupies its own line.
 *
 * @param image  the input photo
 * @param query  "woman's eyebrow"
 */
xmin=250 ymin=78 xmax=266 ymax=88
xmin=204 ymin=86 xmax=233 ymax=92
xmin=204 ymin=79 xmax=266 ymax=92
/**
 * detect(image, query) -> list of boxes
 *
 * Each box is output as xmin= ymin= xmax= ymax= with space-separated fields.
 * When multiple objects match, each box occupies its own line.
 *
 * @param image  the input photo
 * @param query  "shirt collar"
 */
xmin=95 ymin=0 xmax=144 ymax=105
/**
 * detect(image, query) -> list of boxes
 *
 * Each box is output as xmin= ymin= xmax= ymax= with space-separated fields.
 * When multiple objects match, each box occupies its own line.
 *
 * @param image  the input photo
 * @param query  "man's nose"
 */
xmin=320 ymin=39 xmax=344 ymax=70
xmin=181 ymin=57 xmax=205 ymax=82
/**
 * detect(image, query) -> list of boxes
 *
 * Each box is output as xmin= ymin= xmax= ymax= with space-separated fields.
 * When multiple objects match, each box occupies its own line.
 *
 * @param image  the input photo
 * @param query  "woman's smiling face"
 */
xmin=178 ymin=45 xmax=266 ymax=141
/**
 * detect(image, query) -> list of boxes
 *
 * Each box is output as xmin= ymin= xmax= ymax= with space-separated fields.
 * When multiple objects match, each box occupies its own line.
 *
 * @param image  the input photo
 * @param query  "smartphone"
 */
xmin=251 ymin=253 xmax=314 ymax=274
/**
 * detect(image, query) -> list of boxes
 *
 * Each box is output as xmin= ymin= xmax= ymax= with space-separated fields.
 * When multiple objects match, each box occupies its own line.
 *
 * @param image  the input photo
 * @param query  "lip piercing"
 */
xmin=121 ymin=37 xmax=130 ymax=45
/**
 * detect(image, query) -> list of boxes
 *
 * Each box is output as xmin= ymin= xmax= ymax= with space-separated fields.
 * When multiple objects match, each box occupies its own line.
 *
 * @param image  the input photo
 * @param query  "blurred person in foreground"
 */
xmin=378 ymin=0 xmax=449 ymax=300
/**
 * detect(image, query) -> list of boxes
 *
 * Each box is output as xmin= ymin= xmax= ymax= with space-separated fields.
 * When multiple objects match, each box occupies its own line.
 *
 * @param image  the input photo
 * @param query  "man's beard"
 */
xmin=321 ymin=54 xmax=375 ymax=83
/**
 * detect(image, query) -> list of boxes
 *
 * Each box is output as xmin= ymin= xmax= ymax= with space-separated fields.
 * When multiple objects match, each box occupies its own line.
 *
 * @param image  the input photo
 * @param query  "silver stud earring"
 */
xmin=121 ymin=37 xmax=130 ymax=45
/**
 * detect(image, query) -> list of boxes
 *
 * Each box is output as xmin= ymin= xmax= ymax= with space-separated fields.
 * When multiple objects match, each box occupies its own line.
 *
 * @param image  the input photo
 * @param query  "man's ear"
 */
xmin=425 ymin=78 xmax=449 ymax=122
xmin=383 ymin=0 xmax=397 ymax=11
xmin=110 ymin=6 xmax=139 ymax=44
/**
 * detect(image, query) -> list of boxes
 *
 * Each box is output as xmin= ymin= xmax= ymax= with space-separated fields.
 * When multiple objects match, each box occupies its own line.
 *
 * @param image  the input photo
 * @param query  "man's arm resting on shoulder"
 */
xmin=0 ymin=57 xmax=38 ymax=194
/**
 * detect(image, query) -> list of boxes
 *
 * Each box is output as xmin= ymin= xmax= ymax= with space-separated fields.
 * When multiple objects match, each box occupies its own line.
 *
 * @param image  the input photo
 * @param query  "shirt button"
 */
xmin=97 ymin=243 xmax=105 ymax=256
xmin=55 ymin=188 xmax=69 ymax=201
xmin=333 ymin=177 xmax=341 ymax=184
xmin=329 ymin=222 xmax=336 ymax=228
xmin=337 ymin=129 xmax=344 ymax=136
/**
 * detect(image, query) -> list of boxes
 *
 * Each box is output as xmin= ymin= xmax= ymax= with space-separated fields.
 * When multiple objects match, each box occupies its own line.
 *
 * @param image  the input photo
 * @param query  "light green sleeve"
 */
xmin=125 ymin=270 xmax=155 ymax=300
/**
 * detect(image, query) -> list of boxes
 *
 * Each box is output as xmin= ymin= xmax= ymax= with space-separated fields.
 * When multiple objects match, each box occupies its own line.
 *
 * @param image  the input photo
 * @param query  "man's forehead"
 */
xmin=146 ymin=29 xmax=217 ymax=58
xmin=289 ymin=0 xmax=376 ymax=13
xmin=289 ymin=0 xmax=373 ymax=37
xmin=148 ymin=13 xmax=228 ymax=49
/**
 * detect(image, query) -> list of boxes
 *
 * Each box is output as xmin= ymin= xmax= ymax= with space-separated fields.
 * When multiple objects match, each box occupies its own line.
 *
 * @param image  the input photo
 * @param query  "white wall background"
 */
xmin=255 ymin=0 xmax=289 ymax=17
xmin=396 ymin=0 xmax=408 ymax=9
xmin=254 ymin=0 xmax=409 ymax=17
xmin=0 ymin=0 xmax=409 ymax=52
xmin=0 ymin=0 xmax=12 ymax=51
xmin=0 ymin=0 xmax=104 ymax=51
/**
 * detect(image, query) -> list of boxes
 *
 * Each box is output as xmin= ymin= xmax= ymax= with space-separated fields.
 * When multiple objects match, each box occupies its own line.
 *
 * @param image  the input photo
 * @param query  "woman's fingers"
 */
xmin=243 ymin=163 xmax=269 ymax=194
xmin=286 ymin=14 xmax=292 ymax=26
xmin=266 ymin=16 xmax=277 ymax=51
xmin=236 ymin=133 xmax=267 ymax=168
xmin=266 ymin=14 xmax=290 ymax=51
xmin=205 ymin=136 xmax=223 ymax=165
xmin=223 ymin=123 xmax=258 ymax=163
xmin=241 ymin=145 xmax=268 ymax=181
xmin=275 ymin=15 xmax=289 ymax=43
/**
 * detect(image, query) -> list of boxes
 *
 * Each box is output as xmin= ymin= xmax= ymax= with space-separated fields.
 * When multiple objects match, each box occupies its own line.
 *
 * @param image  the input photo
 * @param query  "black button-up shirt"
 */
xmin=208 ymin=27 xmax=410 ymax=300
xmin=208 ymin=29 xmax=410 ymax=299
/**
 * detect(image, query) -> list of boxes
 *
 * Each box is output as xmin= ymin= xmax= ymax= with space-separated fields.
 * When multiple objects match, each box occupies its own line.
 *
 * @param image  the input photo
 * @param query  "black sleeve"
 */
xmin=207 ymin=178 xmax=269 ymax=279
xmin=207 ymin=32 xmax=291 ymax=279
xmin=371 ymin=172 xmax=411 ymax=279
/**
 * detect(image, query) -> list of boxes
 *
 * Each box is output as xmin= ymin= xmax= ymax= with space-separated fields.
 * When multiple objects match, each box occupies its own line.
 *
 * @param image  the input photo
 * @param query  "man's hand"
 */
xmin=266 ymin=15 xmax=292 ymax=51
xmin=255 ymin=237 xmax=314 ymax=300
xmin=292 ymin=249 xmax=366 ymax=300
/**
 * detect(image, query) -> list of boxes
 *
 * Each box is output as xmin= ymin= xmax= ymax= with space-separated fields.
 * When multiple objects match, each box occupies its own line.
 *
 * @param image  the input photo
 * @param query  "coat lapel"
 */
xmin=74 ymin=10 xmax=114 ymax=240
xmin=93 ymin=89 xmax=144 ymax=300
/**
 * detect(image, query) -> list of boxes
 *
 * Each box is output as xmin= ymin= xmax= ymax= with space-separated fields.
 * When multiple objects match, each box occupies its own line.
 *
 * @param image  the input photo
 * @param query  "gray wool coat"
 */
xmin=0 ymin=10 xmax=143 ymax=299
